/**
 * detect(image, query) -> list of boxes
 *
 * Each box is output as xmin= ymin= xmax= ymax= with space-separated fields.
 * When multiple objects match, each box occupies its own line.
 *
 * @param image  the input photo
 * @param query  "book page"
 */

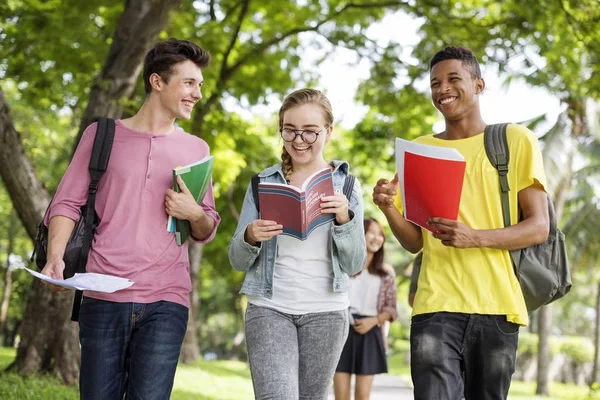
xmin=304 ymin=170 xmax=335 ymax=236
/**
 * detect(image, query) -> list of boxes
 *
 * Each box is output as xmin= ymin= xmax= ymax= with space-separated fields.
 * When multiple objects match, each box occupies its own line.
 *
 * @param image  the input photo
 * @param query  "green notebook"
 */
xmin=168 ymin=155 xmax=215 ymax=246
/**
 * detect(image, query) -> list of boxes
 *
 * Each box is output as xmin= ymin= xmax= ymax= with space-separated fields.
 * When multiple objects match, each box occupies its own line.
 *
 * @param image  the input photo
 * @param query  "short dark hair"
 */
xmin=143 ymin=38 xmax=211 ymax=94
xmin=429 ymin=46 xmax=481 ymax=79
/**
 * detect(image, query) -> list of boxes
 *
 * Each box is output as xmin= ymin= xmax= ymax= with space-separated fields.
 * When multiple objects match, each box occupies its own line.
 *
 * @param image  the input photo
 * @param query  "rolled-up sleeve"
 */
xmin=191 ymin=178 xmax=221 ymax=244
xmin=44 ymin=124 xmax=97 ymax=226
xmin=332 ymin=178 xmax=367 ymax=275
xmin=228 ymin=183 xmax=262 ymax=271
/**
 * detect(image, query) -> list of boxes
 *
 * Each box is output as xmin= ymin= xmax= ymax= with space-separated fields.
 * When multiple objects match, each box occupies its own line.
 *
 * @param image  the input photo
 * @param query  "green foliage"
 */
xmin=408 ymin=0 xmax=600 ymax=101
xmin=197 ymin=311 xmax=241 ymax=357
xmin=0 ymin=0 xmax=123 ymax=111
xmin=517 ymin=331 xmax=539 ymax=356
xmin=559 ymin=336 xmax=594 ymax=363
xmin=517 ymin=332 xmax=594 ymax=362
xmin=387 ymin=350 xmax=411 ymax=377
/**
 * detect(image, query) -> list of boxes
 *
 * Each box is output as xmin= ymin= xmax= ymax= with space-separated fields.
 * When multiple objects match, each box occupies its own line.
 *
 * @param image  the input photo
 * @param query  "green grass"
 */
xmin=0 ymin=347 xmax=79 ymax=400
xmin=508 ymin=380 xmax=593 ymax=400
xmin=171 ymin=359 xmax=254 ymax=400
xmin=1 ymin=347 xmax=597 ymax=400
xmin=0 ymin=347 xmax=255 ymax=400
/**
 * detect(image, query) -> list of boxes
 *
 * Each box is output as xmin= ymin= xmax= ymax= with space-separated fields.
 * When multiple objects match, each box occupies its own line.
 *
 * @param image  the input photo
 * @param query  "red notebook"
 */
xmin=395 ymin=138 xmax=466 ymax=232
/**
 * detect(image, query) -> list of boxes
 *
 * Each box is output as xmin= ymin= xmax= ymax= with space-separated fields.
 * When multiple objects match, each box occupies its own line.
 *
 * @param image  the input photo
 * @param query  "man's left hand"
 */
xmin=428 ymin=217 xmax=480 ymax=248
xmin=165 ymin=176 xmax=204 ymax=221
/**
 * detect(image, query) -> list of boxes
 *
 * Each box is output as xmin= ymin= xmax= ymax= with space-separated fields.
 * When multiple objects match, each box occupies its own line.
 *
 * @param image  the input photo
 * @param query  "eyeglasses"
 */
xmin=279 ymin=126 xmax=328 ymax=144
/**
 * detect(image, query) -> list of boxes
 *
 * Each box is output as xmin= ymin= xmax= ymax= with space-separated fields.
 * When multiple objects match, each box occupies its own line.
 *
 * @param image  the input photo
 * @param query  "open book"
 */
xmin=258 ymin=167 xmax=335 ymax=240
xmin=395 ymin=138 xmax=466 ymax=232
xmin=167 ymin=155 xmax=215 ymax=245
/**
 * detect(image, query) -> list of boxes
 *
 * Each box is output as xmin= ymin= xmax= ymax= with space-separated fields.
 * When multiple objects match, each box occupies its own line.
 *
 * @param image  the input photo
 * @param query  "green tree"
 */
xmin=0 ymin=0 xmax=183 ymax=383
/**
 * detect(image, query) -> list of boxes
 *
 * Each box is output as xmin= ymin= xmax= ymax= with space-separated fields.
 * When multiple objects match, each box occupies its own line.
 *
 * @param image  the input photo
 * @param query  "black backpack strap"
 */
xmin=484 ymin=123 xmax=511 ymax=228
xmin=251 ymin=174 xmax=260 ymax=213
xmin=342 ymin=174 xmax=355 ymax=203
xmin=71 ymin=117 xmax=115 ymax=322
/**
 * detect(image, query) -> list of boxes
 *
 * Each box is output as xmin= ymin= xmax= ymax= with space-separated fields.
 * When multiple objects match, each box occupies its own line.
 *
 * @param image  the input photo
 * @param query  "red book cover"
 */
xmin=396 ymin=138 xmax=466 ymax=232
xmin=258 ymin=168 xmax=335 ymax=240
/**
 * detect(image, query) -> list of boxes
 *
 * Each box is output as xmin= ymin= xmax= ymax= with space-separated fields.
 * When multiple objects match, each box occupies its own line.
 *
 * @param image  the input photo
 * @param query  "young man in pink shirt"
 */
xmin=41 ymin=38 xmax=220 ymax=399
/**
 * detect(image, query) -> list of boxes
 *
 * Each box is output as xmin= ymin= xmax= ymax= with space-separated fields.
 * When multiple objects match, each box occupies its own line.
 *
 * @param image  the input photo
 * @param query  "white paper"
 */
xmin=395 ymin=138 xmax=464 ymax=218
xmin=25 ymin=267 xmax=133 ymax=293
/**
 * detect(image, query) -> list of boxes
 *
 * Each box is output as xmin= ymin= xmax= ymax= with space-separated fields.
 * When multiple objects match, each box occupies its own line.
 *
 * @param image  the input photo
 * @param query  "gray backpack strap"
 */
xmin=251 ymin=174 xmax=260 ymax=212
xmin=342 ymin=174 xmax=355 ymax=203
xmin=484 ymin=123 xmax=511 ymax=228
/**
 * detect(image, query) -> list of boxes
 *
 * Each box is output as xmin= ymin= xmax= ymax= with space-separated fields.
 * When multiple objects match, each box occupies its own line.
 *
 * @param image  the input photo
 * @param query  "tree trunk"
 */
xmin=535 ymin=100 xmax=584 ymax=395
xmin=6 ymin=282 xmax=81 ymax=383
xmin=0 ymin=88 xmax=52 ymax=239
xmin=535 ymin=304 xmax=553 ymax=395
xmin=0 ymin=267 xmax=12 ymax=330
xmin=73 ymin=0 xmax=183 ymax=151
xmin=591 ymin=281 xmax=600 ymax=387
xmin=0 ymin=209 xmax=18 ymax=329
xmin=179 ymin=242 xmax=204 ymax=364
xmin=0 ymin=0 xmax=181 ymax=383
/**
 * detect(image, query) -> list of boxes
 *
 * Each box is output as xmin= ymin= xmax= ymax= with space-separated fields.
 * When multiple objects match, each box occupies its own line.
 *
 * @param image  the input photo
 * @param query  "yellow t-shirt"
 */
xmin=400 ymin=124 xmax=547 ymax=326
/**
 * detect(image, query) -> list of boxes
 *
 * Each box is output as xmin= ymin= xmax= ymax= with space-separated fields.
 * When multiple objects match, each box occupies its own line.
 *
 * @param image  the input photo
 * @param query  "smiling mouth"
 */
xmin=182 ymin=100 xmax=195 ymax=110
xmin=439 ymin=96 xmax=457 ymax=105
xmin=293 ymin=145 xmax=310 ymax=152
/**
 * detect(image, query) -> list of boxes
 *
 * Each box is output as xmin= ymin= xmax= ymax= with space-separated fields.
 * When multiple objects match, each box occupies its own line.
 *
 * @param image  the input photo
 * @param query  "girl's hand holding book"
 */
xmin=244 ymin=220 xmax=284 ymax=246
xmin=320 ymin=191 xmax=350 ymax=225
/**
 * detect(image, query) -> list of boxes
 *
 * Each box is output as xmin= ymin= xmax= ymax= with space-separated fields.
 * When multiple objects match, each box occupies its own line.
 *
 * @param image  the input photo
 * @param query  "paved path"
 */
xmin=328 ymin=374 xmax=414 ymax=400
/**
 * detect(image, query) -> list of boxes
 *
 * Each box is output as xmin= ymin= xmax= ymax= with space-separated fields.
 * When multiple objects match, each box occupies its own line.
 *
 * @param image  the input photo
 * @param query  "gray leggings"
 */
xmin=245 ymin=303 xmax=349 ymax=400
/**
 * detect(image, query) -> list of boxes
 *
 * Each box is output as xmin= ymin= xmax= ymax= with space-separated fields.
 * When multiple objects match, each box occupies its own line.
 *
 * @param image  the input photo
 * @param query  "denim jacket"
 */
xmin=228 ymin=161 xmax=367 ymax=299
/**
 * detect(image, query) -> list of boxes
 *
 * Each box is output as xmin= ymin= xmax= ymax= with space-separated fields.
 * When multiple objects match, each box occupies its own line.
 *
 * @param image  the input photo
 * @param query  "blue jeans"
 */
xmin=245 ymin=304 xmax=349 ymax=399
xmin=410 ymin=312 xmax=519 ymax=400
xmin=78 ymin=297 xmax=188 ymax=400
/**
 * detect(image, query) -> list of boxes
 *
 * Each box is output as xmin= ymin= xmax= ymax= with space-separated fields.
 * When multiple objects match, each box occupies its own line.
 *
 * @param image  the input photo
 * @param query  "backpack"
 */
xmin=484 ymin=123 xmax=572 ymax=312
xmin=250 ymin=173 xmax=356 ymax=212
xmin=30 ymin=117 xmax=115 ymax=321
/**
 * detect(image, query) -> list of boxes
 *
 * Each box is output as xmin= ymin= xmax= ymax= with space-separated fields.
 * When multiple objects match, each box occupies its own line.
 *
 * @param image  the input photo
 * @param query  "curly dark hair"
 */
xmin=429 ymin=45 xmax=481 ymax=79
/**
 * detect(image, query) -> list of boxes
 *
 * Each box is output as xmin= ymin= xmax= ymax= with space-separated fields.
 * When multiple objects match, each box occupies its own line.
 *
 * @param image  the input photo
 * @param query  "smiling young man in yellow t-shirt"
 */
xmin=373 ymin=46 xmax=549 ymax=400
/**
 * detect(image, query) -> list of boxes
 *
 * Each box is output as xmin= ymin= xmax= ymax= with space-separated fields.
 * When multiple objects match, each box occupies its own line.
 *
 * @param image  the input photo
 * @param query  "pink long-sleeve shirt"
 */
xmin=45 ymin=120 xmax=221 ymax=308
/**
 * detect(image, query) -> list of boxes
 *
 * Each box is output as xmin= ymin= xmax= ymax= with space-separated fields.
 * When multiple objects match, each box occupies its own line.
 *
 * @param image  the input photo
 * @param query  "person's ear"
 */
xmin=475 ymin=78 xmax=485 ymax=94
xmin=149 ymin=73 xmax=164 ymax=92
xmin=324 ymin=124 xmax=333 ymax=144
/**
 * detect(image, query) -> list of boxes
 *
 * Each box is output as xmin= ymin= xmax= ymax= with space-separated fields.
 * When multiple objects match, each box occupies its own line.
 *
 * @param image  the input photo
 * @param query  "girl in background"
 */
xmin=228 ymin=88 xmax=366 ymax=399
xmin=334 ymin=217 xmax=398 ymax=400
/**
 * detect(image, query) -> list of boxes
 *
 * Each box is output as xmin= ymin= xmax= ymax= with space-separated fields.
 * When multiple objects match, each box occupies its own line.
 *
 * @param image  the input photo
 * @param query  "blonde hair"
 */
xmin=279 ymin=88 xmax=334 ymax=182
